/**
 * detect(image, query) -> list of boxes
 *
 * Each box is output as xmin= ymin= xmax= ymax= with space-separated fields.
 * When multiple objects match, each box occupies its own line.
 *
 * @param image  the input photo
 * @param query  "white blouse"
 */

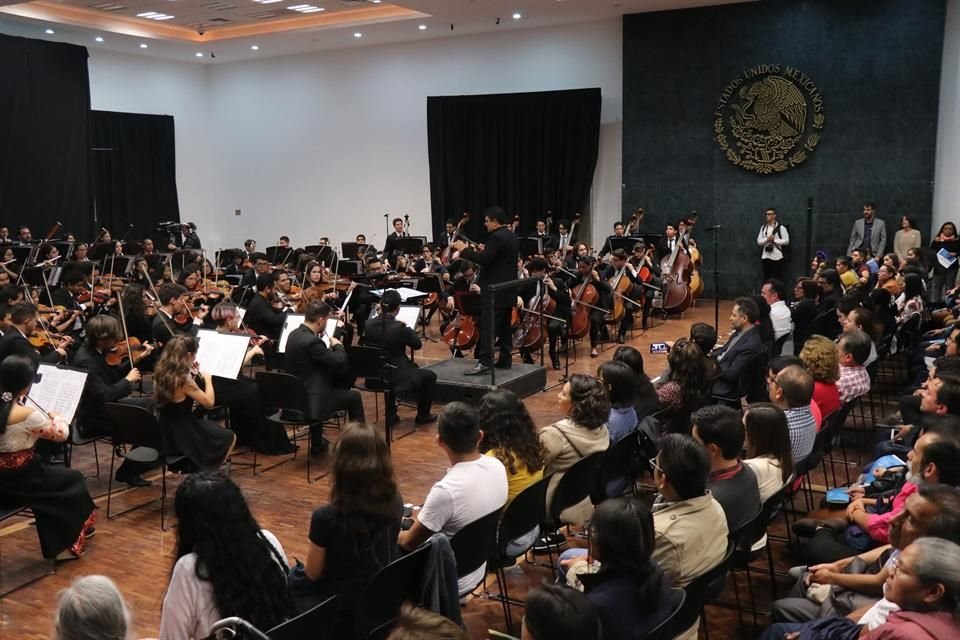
xmin=0 ymin=410 xmax=69 ymax=453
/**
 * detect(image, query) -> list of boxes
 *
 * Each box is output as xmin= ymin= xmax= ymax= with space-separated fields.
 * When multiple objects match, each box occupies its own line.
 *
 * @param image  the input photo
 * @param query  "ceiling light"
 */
xmin=95 ymin=36 xmax=104 ymax=42
xmin=418 ymin=24 xmax=427 ymax=30
xmin=372 ymin=0 xmax=381 ymax=3
xmin=137 ymin=11 xmax=158 ymax=17
xmin=353 ymin=32 xmax=362 ymax=38
xmin=301 ymin=7 xmax=324 ymax=12
xmin=155 ymin=15 xmax=175 ymax=20
xmin=139 ymin=43 xmax=148 ymax=48
xmin=45 ymin=28 xmax=55 ymax=34
xmin=512 ymin=12 xmax=522 ymax=19
xmin=195 ymin=52 xmax=204 ymax=57
xmin=251 ymin=44 xmax=259 ymax=50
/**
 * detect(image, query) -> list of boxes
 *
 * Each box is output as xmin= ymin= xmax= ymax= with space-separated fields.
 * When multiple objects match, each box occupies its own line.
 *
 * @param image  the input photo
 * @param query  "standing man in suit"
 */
xmin=284 ymin=300 xmax=365 ymax=455
xmin=710 ymin=297 xmax=764 ymax=398
xmin=657 ymin=223 xmax=684 ymax=264
xmin=363 ymin=289 xmax=437 ymax=427
xmin=382 ymin=217 xmax=408 ymax=267
xmin=452 ymin=206 xmax=519 ymax=375
xmin=847 ymin=202 xmax=886 ymax=257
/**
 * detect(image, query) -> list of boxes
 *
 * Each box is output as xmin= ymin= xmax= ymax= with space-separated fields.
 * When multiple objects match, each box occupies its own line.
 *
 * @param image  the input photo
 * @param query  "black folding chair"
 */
xmin=103 ymin=403 xmax=186 ymax=531
xmin=450 ymin=506 xmax=504 ymax=597
xmin=353 ymin=543 xmax=431 ymax=640
xmin=642 ymin=588 xmax=686 ymax=640
xmin=346 ymin=345 xmax=404 ymax=445
xmin=65 ymin=419 xmax=109 ymax=479
xmin=255 ymin=371 xmax=319 ymax=481
xmin=0 ymin=503 xmax=56 ymax=597
xmin=267 ymin=595 xmax=337 ymax=640
xmin=668 ymin=540 xmax=736 ymax=640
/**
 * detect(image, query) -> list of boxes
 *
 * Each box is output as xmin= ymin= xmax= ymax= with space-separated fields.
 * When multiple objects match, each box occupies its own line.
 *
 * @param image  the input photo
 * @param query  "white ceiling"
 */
xmin=0 ymin=0 xmax=755 ymax=63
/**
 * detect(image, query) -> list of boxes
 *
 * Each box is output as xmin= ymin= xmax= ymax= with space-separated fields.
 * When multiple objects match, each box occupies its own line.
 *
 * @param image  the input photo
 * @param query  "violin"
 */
xmin=105 ymin=337 xmax=150 ymax=367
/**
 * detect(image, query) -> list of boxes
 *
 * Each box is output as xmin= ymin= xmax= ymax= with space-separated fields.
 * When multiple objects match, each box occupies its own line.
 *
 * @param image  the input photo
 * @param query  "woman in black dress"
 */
xmin=0 ymin=356 xmax=96 ymax=560
xmin=153 ymin=335 xmax=235 ymax=471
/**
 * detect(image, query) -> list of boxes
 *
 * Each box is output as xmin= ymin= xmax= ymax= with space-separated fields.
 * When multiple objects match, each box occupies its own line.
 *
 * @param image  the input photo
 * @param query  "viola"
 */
xmin=105 ymin=337 xmax=148 ymax=367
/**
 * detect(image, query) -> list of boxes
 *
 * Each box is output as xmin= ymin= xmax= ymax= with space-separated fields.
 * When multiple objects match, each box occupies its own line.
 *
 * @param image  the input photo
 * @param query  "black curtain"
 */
xmin=0 ymin=34 xmax=90 ymax=237
xmin=90 ymin=111 xmax=180 ymax=244
xmin=427 ymin=88 xmax=601 ymax=242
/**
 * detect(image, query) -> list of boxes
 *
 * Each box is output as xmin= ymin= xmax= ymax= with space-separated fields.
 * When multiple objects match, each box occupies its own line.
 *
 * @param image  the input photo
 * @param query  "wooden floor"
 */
xmin=0 ymin=300 xmax=845 ymax=639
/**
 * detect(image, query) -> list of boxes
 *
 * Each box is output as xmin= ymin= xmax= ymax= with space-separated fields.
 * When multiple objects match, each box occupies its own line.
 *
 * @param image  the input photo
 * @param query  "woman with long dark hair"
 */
xmin=0 ymin=356 xmax=96 ymax=560
xmin=655 ymin=339 xmax=711 ymax=432
xmin=559 ymin=498 xmax=681 ymax=640
xmin=117 ymin=283 xmax=153 ymax=344
xmin=598 ymin=360 xmax=638 ymax=444
xmin=478 ymin=388 xmax=544 ymax=502
xmin=294 ymin=422 xmax=401 ymax=628
xmin=153 ymin=335 xmax=235 ymax=470
xmin=896 ymin=272 xmax=925 ymax=326
xmin=743 ymin=403 xmax=794 ymax=551
xmin=611 ymin=346 xmax=660 ymax=418
xmin=159 ymin=472 xmax=293 ymax=639
xmin=929 ymin=221 xmax=960 ymax=303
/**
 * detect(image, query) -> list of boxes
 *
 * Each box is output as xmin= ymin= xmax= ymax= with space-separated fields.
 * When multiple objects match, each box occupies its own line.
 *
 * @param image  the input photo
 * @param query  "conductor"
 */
xmin=452 ymin=206 xmax=519 ymax=376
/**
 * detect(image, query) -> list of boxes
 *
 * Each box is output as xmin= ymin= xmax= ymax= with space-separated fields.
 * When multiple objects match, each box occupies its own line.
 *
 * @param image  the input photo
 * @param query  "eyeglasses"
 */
xmin=649 ymin=456 xmax=664 ymax=475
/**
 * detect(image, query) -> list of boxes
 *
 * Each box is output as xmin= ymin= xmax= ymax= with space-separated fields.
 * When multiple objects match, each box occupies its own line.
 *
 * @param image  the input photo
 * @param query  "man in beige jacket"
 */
xmin=651 ymin=433 xmax=730 ymax=639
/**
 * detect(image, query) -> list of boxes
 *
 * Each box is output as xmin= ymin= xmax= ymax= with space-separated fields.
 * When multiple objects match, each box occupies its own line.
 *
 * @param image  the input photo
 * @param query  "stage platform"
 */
xmin=420 ymin=358 xmax=548 ymax=404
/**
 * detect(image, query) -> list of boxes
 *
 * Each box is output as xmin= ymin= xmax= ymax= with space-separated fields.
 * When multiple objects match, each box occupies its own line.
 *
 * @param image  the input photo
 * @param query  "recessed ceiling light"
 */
xmin=139 ymin=43 xmax=148 ymax=48
xmin=372 ymin=0 xmax=381 ymax=3
xmin=195 ymin=52 xmax=203 ymax=57
xmin=418 ymin=24 xmax=427 ymax=30
xmin=251 ymin=44 xmax=259 ymax=50
xmin=353 ymin=32 xmax=362 ymax=38
xmin=512 ymin=12 xmax=522 ymax=19
xmin=45 ymin=28 xmax=55 ymax=34
xmin=95 ymin=36 xmax=104 ymax=42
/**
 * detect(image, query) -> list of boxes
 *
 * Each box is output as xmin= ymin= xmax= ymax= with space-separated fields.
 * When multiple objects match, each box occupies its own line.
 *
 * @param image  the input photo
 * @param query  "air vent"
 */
xmin=247 ymin=11 xmax=278 ymax=19
xmin=89 ymin=2 xmax=125 ymax=11
xmin=203 ymin=2 xmax=237 ymax=10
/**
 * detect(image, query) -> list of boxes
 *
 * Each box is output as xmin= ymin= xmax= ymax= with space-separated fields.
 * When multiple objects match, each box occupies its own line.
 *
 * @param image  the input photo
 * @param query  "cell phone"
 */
xmin=650 ymin=342 xmax=669 ymax=354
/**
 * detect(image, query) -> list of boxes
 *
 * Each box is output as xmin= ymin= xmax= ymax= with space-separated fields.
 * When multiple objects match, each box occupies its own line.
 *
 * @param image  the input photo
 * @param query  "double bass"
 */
xmin=660 ymin=238 xmax=693 ymax=314
xmin=440 ymin=212 xmax=470 ymax=265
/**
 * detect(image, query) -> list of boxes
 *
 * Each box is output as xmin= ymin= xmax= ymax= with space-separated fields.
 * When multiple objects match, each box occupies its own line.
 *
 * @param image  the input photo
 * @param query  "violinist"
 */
xmin=73 ymin=314 xmax=155 ymax=486
xmin=597 ymin=221 xmax=627 ymax=259
xmin=208 ymin=302 xmax=296 ymax=455
xmin=238 ymin=252 xmax=270 ymax=291
xmin=138 ymin=238 xmax=157 ymax=258
xmin=243 ymin=273 xmax=285 ymax=340
xmin=599 ymin=248 xmax=643 ymax=343
xmin=523 ymin=259 xmax=570 ymax=370
xmin=101 ymin=230 xmax=113 ymax=243
xmin=272 ymin=270 xmax=297 ymax=312
xmin=1 ymin=247 xmax=17 ymax=280
xmin=49 ymin=270 xmax=91 ymax=336
xmin=0 ymin=269 xmax=9 ymax=287
xmin=73 ymin=243 xmax=90 ymax=262
xmin=363 ymin=289 xmax=437 ymax=427
xmin=297 ymin=260 xmax=334 ymax=312
xmin=568 ymin=255 xmax=612 ymax=358
xmin=112 ymin=240 xmax=125 ymax=257
xmin=151 ymin=283 xmax=204 ymax=347
xmin=0 ymin=302 xmax=70 ymax=368
xmin=223 ymin=251 xmax=247 ymax=278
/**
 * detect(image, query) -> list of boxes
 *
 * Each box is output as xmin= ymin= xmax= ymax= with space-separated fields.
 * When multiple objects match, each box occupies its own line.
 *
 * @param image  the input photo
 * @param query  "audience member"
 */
xmin=521 ymin=583 xmax=601 ymax=640
xmin=598 ymin=360 xmax=638 ymax=444
xmin=54 ymin=575 xmax=131 ymax=640
xmin=385 ymin=604 xmax=469 ymax=640
xmin=837 ymin=329 xmax=872 ymax=403
xmin=743 ymin=403 xmax=795 ymax=500
xmin=800 ymin=335 xmax=842 ymax=419
xmin=478 ymin=388 xmax=545 ymax=502
xmin=398 ymin=402 xmax=507 ymax=595
xmin=812 ymin=269 xmax=843 ymax=339
xmin=656 ymin=339 xmax=711 ymax=427
xmin=791 ymin=278 xmax=820 ymax=352
xmin=842 ymin=306 xmax=881 ymax=366
xmin=159 ymin=472 xmax=293 ymax=639
xmin=768 ymin=364 xmax=818 ymax=463
xmin=711 ymin=297 xmax=764 ymax=398
xmin=896 ymin=273 xmax=924 ymax=325
xmin=691 ymin=405 xmax=760 ymax=533
xmin=611 ymin=346 xmax=660 ymax=418
xmin=762 ymin=279 xmax=794 ymax=354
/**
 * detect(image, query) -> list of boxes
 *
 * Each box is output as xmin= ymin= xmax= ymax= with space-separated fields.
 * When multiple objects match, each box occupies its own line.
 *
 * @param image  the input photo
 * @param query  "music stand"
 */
xmin=10 ymin=246 xmax=32 ymax=264
xmin=89 ymin=242 xmax=114 ymax=261
xmin=519 ymin=237 xmax=543 ymax=257
xmin=609 ymin=237 xmax=635 ymax=253
xmin=641 ymin=233 xmax=663 ymax=248
xmin=414 ymin=273 xmax=444 ymax=342
xmin=20 ymin=267 xmax=48 ymax=288
xmin=392 ymin=237 xmax=425 ymax=256
xmin=338 ymin=260 xmax=362 ymax=277
xmin=51 ymin=241 xmax=74 ymax=261
xmin=340 ymin=242 xmax=359 ymax=259
xmin=106 ymin=256 xmax=134 ymax=277
xmin=123 ymin=241 xmax=143 ymax=256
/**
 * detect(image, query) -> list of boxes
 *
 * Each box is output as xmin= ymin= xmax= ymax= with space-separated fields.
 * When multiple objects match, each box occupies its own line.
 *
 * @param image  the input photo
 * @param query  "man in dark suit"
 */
xmin=710 ymin=296 xmax=765 ymax=398
xmin=790 ymin=278 xmax=820 ymax=355
xmin=363 ymin=289 xmax=437 ymax=426
xmin=657 ymin=223 xmax=684 ymax=264
xmin=244 ymin=273 xmax=286 ymax=340
xmin=0 ymin=302 xmax=70 ymax=369
xmin=436 ymin=219 xmax=459 ymax=253
xmin=382 ymin=217 xmax=408 ymax=267
xmin=284 ymin=300 xmax=365 ymax=455
xmin=452 ymin=206 xmax=520 ymax=375
xmin=532 ymin=219 xmax=555 ymax=252
xmin=167 ymin=222 xmax=202 ymax=251
xmin=598 ymin=221 xmax=627 ymax=259
xmin=74 ymin=314 xmax=155 ymax=485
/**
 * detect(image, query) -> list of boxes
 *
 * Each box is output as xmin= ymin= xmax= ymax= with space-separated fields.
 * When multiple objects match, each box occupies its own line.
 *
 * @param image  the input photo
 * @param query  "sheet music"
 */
xmin=370 ymin=305 xmax=421 ymax=330
xmin=195 ymin=330 xmax=249 ymax=380
xmin=31 ymin=364 xmax=88 ymax=425
xmin=370 ymin=287 xmax=429 ymax=302
xmin=237 ymin=306 xmax=247 ymax=323
xmin=279 ymin=313 xmax=306 ymax=353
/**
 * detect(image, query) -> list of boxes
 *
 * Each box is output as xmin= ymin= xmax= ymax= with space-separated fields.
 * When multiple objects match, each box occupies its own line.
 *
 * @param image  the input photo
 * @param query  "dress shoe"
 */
xmin=617 ymin=333 xmax=626 ymax=344
xmin=494 ymin=360 xmax=512 ymax=370
xmin=590 ymin=348 xmax=599 ymax=358
xmin=522 ymin=354 xmax=535 ymax=365
xmin=115 ymin=469 xmax=151 ymax=488
xmin=551 ymin=357 xmax=561 ymax=370
xmin=464 ymin=364 xmax=490 ymax=376
xmin=415 ymin=413 xmax=438 ymax=424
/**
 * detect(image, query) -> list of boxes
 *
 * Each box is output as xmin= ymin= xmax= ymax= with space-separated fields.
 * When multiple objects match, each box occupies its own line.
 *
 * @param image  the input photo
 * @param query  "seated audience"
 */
xmin=795 ymin=424 xmax=960 ymax=565
xmin=800 ymin=335 xmax=842 ymax=420
xmin=791 ymin=278 xmax=820 ymax=353
xmin=656 ymin=339 xmax=712 ymax=429
xmin=896 ymin=272 xmax=924 ymax=325
xmin=598 ymin=360 xmax=638 ymax=444
xmin=711 ymin=296 xmax=764 ymax=398
xmin=837 ymin=329 xmax=873 ymax=403
xmin=812 ymin=269 xmax=843 ymax=339
xmin=398 ymin=402 xmax=508 ymax=595
xmin=0 ymin=356 xmax=96 ymax=561
xmin=650 ymin=433 xmax=729 ymax=638
xmin=768 ymin=364 xmax=818 ymax=463
xmin=691 ymin=405 xmax=761 ymax=533
xmin=876 ymin=263 xmax=902 ymax=296
xmin=386 ymin=604 xmax=469 ymax=640
xmin=743 ymin=403 xmax=795 ymax=501
xmin=54 ymin=575 xmax=131 ymax=640
xmin=478 ymin=388 xmax=545 ymax=502
xmin=772 ymin=483 xmax=960 ymax=624
xmin=841 ymin=306 xmax=881 ymax=366
xmin=160 ymin=472 xmax=293 ymax=639
xmin=296 ymin=422 xmax=402 ymax=630
xmin=762 ymin=278 xmax=794 ymax=354
xmin=611 ymin=346 xmax=660 ymax=418
xmin=522 ymin=583 xmax=601 ymax=640
xmin=558 ymin=498 xmax=682 ymax=640
xmin=539 ymin=374 xmax=610 ymax=527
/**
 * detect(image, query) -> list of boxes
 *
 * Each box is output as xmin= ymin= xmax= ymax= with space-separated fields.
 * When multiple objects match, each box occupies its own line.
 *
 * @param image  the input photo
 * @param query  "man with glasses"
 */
xmin=768 ymin=364 xmax=818 ymax=463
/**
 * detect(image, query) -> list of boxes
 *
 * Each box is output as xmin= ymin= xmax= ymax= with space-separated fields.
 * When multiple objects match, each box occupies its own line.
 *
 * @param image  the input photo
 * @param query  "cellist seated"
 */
xmin=599 ymin=249 xmax=644 ymax=344
xmin=565 ymin=256 xmax=611 ymax=358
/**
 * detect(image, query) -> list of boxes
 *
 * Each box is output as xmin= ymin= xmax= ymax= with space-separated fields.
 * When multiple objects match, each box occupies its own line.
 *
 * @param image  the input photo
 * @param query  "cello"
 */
xmin=512 ymin=278 xmax=556 ymax=351
xmin=565 ymin=265 xmax=599 ymax=340
xmin=660 ymin=237 xmax=693 ymax=314
xmin=442 ymin=291 xmax=479 ymax=351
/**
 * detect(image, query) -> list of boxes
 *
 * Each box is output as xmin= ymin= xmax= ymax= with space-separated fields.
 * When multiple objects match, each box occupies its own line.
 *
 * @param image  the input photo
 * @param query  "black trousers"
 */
xmin=476 ymin=304 xmax=513 ymax=366
xmin=387 ymin=367 xmax=438 ymax=418
xmin=762 ymin=258 xmax=785 ymax=283
xmin=520 ymin=320 xmax=565 ymax=362
xmin=309 ymin=388 xmax=365 ymax=442
xmin=589 ymin=309 xmax=607 ymax=347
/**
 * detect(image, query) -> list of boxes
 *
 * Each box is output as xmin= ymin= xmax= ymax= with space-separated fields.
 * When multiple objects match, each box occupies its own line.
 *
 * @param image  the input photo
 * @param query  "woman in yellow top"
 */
xmin=478 ymin=388 xmax=544 ymax=502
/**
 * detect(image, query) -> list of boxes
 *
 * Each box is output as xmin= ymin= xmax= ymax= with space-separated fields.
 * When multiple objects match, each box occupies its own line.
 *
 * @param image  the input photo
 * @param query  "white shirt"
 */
xmin=757 ymin=222 xmax=789 ymax=261
xmin=418 ymin=455 xmax=508 ymax=594
xmin=769 ymin=299 xmax=794 ymax=352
